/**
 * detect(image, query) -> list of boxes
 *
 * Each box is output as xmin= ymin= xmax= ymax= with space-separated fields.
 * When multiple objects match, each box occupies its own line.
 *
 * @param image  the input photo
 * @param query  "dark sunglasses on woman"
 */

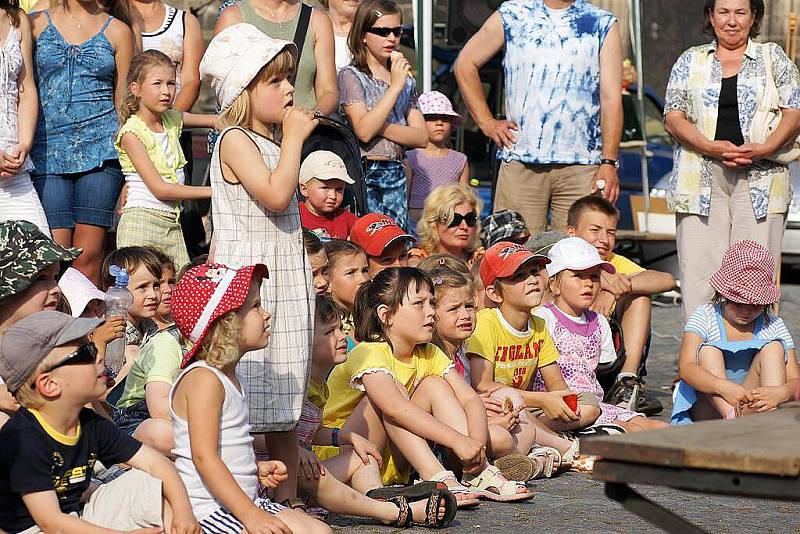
xmin=367 ymin=26 xmax=403 ymax=38
xmin=444 ymin=212 xmax=478 ymax=228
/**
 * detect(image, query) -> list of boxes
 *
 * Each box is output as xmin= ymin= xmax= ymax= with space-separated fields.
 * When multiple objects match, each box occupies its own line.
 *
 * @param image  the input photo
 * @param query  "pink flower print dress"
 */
xmin=532 ymin=303 xmax=639 ymax=425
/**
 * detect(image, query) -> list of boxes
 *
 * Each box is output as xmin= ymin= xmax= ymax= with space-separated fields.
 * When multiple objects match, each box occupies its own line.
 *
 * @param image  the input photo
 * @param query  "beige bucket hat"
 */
xmin=200 ymin=23 xmax=297 ymax=112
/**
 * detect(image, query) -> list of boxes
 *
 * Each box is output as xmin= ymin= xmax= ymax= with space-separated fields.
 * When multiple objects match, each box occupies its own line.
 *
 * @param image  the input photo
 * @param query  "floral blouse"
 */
xmin=664 ymin=40 xmax=800 ymax=219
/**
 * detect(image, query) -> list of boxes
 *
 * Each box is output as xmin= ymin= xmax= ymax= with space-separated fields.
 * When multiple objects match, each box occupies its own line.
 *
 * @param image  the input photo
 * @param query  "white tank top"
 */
xmin=141 ymin=5 xmax=186 ymax=93
xmin=170 ymin=361 xmax=257 ymax=521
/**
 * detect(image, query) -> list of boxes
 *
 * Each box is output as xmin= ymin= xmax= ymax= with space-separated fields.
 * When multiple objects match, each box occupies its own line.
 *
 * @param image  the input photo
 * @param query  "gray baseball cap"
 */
xmin=0 ymin=311 xmax=102 ymax=393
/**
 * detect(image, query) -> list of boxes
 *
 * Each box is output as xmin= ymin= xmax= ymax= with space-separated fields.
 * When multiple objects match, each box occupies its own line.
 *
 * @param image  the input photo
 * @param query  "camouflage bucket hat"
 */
xmin=0 ymin=221 xmax=81 ymax=300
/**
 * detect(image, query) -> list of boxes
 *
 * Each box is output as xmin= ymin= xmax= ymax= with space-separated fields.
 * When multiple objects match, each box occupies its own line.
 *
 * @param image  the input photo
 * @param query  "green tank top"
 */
xmin=239 ymin=0 xmax=317 ymax=109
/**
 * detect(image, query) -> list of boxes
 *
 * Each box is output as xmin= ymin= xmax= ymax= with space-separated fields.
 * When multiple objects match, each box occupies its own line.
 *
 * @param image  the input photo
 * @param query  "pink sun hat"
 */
xmin=418 ymin=91 xmax=462 ymax=127
xmin=709 ymin=240 xmax=781 ymax=305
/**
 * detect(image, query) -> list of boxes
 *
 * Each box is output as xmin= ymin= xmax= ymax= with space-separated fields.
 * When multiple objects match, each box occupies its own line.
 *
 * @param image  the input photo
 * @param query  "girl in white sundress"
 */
xmin=0 ymin=1 xmax=49 ymax=234
xmin=200 ymin=23 xmax=319 ymax=502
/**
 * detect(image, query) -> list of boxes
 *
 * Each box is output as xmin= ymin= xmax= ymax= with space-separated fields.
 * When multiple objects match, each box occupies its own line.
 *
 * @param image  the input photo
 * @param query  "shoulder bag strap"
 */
xmin=290 ymin=4 xmax=312 ymax=84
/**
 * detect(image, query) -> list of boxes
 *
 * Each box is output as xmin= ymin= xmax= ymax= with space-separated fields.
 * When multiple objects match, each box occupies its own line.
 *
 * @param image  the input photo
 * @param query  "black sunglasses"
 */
xmin=367 ymin=26 xmax=403 ymax=38
xmin=444 ymin=212 xmax=478 ymax=228
xmin=42 ymin=343 xmax=98 ymax=375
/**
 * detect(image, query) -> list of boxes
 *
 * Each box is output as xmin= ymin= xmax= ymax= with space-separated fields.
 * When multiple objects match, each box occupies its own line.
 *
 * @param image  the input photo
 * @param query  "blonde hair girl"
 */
xmin=115 ymin=50 xmax=215 ymax=269
xmin=416 ymin=184 xmax=484 ymax=264
xmin=200 ymin=23 xmax=319 ymax=503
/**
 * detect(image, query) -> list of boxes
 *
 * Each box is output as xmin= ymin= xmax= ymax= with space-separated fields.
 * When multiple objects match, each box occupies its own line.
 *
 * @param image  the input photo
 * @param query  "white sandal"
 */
xmin=463 ymin=465 xmax=534 ymax=502
xmin=427 ymin=470 xmax=480 ymax=508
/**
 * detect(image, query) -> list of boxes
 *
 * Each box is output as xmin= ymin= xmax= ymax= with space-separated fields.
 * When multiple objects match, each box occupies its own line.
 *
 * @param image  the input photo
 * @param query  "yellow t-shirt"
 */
xmin=306 ymin=379 xmax=329 ymax=411
xmin=20 ymin=0 xmax=39 ymax=12
xmin=317 ymin=342 xmax=453 ymax=485
xmin=607 ymin=252 xmax=645 ymax=276
xmin=322 ymin=342 xmax=454 ymax=430
xmin=466 ymin=308 xmax=559 ymax=390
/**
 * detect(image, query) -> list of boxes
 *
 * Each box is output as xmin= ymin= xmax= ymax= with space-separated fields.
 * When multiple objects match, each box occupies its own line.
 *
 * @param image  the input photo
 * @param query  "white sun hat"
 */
xmin=546 ymin=237 xmax=616 ymax=278
xmin=200 ymin=23 xmax=297 ymax=113
xmin=58 ymin=267 xmax=106 ymax=318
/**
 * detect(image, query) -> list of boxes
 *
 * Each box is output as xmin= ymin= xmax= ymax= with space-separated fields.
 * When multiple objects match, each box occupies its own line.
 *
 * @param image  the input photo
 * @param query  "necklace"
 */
xmin=263 ymin=3 xmax=286 ymax=30
xmin=64 ymin=6 xmax=82 ymax=30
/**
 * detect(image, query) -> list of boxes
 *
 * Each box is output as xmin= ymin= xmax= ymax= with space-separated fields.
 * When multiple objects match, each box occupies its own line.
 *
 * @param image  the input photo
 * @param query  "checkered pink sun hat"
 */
xmin=418 ymin=91 xmax=462 ymax=127
xmin=709 ymin=240 xmax=780 ymax=305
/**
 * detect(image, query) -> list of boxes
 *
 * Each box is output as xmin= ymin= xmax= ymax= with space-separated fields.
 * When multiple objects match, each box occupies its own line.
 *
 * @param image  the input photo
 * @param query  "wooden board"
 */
xmin=582 ymin=405 xmax=800 ymax=477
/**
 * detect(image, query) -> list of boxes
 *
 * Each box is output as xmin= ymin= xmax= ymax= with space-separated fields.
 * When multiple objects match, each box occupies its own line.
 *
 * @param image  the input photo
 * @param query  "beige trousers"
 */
xmin=494 ymin=161 xmax=598 ymax=234
xmin=677 ymin=161 xmax=786 ymax=324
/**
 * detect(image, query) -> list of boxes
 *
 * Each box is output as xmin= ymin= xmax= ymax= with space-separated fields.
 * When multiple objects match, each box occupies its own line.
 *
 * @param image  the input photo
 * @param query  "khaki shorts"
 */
xmin=21 ymin=469 xmax=162 ymax=533
xmin=527 ymin=391 xmax=600 ymax=418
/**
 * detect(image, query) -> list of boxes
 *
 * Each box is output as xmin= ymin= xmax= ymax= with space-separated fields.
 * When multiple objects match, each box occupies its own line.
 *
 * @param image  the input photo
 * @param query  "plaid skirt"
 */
xmin=117 ymin=207 xmax=190 ymax=269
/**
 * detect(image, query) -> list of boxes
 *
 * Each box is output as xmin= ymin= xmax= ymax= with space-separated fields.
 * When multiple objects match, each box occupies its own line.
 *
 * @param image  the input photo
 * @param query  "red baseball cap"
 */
xmin=349 ymin=213 xmax=414 ymax=257
xmin=172 ymin=262 xmax=268 ymax=368
xmin=480 ymin=241 xmax=550 ymax=287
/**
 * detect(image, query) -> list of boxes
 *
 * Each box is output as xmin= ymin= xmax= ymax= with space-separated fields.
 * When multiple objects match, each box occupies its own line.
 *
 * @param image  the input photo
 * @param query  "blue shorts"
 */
xmin=111 ymin=399 xmax=149 ymax=436
xmin=32 ymin=160 xmax=124 ymax=229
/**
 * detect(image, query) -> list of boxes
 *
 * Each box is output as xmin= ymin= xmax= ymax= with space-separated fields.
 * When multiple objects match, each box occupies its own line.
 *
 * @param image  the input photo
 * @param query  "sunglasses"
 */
xmin=367 ymin=26 xmax=403 ymax=38
xmin=41 ymin=343 xmax=98 ymax=376
xmin=444 ymin=212 xmax=478 ymax=228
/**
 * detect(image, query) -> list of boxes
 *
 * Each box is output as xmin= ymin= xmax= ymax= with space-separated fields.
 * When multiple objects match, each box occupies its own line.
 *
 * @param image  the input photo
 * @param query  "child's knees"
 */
xmin=757 ymin=340 xmax=786 ymax=362
xmin=277 ymin=508 xmax=332 ymax=534
xmin=491 ymin=387 xmax=524 ymax=410
xmin=697 ymin=345 xmax=724 ymax=366
xmin=579 ymin=404 xmax=601 ymax=425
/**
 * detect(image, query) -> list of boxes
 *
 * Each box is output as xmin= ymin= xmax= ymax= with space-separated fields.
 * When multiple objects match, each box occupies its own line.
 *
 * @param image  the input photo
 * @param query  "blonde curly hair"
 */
xmin=416 ymin=184 xmax=483 ymax=257
xmin=197 ymin=312 xmax=242 ymax=369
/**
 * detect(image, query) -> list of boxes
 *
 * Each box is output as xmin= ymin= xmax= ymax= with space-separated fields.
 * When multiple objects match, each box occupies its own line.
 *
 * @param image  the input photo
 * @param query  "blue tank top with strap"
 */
xmin=31 ymin=12 xmax=120 ymax=175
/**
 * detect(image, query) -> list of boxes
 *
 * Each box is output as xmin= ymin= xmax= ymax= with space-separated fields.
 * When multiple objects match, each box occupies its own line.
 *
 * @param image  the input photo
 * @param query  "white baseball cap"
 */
xmin=299 ymin=150 xmax=355 ymax=185
xmin=546 ymin=237 xmax=616 ymax=277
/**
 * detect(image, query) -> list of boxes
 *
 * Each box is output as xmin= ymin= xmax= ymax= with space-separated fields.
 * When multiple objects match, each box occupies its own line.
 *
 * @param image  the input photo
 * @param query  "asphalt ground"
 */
xmin=326 ymin=284 xmax=800 ymax=533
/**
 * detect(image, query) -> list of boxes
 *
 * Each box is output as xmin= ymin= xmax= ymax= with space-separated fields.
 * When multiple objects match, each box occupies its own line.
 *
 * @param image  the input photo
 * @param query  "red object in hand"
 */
xmin=563 ymin=393 xmax=578 ymax=413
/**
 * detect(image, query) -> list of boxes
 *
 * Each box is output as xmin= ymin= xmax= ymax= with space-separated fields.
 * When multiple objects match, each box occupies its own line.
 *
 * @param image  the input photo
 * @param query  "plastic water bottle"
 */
xmin=104 ymin=265 xmax=133 ymax=378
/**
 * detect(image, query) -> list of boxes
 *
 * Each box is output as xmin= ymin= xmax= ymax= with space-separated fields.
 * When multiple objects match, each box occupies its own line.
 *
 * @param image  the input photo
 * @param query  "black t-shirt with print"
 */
xmin=0 ymin=407 xmax=142 ymax=532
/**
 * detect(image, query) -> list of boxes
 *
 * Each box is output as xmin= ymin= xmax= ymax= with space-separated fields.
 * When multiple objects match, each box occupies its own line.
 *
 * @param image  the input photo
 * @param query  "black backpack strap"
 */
xmin=291 ymin=3 xmax=312 ymax=84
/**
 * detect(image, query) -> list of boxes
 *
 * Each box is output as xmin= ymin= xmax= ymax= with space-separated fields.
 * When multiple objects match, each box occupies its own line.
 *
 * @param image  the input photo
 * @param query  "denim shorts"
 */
xmin=32 ymin=160 xmax=124 ymax=229
xmin=111 ymin=399 xmax=149 ymax=436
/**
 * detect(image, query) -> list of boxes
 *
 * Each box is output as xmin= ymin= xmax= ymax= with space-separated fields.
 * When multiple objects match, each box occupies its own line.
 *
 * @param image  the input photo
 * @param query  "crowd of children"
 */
xmin=1 ymin=0 xmax=799 ymax=532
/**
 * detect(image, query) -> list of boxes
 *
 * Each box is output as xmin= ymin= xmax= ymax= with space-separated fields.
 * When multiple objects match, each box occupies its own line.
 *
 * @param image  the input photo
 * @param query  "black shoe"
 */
xmin=605 ymin=376 xmax=663 ymax=416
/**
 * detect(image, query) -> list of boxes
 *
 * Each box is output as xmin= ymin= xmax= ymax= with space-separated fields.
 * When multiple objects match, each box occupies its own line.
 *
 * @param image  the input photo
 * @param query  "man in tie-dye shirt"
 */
xmin=455 ymin=0 xmax=623 ymax=234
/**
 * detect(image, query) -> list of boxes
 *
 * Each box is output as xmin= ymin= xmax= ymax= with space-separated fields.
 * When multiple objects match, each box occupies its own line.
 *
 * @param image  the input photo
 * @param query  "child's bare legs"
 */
xmin=616 ymin=416 xmax=667 ymax=432
xmin=538 ymin=403 xmax=601 ymax=433
xmin=322 ymin=445 xmax=383 ymax=493
xmin=742 ymin=341 xmax=787 ymax=389
xmin=618 ymin=294 xmax=651 ymax=375
xmin=301 ymin=460 xmax=447 ymax=525
xmin=133 ymin=418 xmax=174 ymax=458
xmin=697 ymin=345 xmax=737 ymax=417
xmin=341 ymin=382 xmax=479 ymax=502
xmin=264 ymin=429 xmax=300 ymax=501
xmin=275 ymin=508 xmax=332 ymax=533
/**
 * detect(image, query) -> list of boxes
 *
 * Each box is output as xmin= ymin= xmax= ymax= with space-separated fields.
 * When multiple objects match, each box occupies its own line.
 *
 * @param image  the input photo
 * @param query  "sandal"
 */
xmin=560 ymin=439 xmax=581 ymax=467
xmin=280 ymin=497 xmax=307 ymax=512
xmin=387 ymin=490 xmax=457 ymax=529
xmin=493 ymin=453 xmax=544 ymax=481
xmin=528 ymin=447 xmax=559 ymax=477
xmin=366 ymin=480 xmax=447 ymax=502
xmin=427 ymin=470 xmax=480 ymax=508
xmin=463 ymin=464 xmax=534 ymax=502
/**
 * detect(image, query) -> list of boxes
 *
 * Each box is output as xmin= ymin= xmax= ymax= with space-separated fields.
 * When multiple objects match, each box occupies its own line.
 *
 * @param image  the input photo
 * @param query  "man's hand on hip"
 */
xmin=593 ymin=164 xmax=620 ymax=204
xmin=480 ymin=118 xmax=518 ymax=149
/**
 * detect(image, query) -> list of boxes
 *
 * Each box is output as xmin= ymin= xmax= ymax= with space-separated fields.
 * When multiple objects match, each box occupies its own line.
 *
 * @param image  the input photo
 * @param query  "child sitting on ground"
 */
xmin=0 ymin=221 xmax=82 ymax=428
xmin=111 ymin=251 xmax=186 ymax=456
xmin=421 ymin=260 xmax=557 ymax=481
xmin=0 ymin=311 xmax=198 ymax=533
xmin=405 ymin=91 xmax=469 ymax=231
xmin=325 ymin=239 xmax=370 ymax=341
xmin=295 ymin=294 xmax=457 ymax=527
xmin=467 ymin=242 xmax=593 ymax=454
xmin=304 ymin=228 xmax=332 ymax=295
xmin=534 ymin=238 xmax=666 ymax=432
xmin=349 ymin=213 xmax=414 ymax=277
xmin=567 ymin=196 xmax=676 ymax=415
xmin=299 ymin=151 xmax=358 ymax=240
xmin=170 ymin=262 xmax=328 ymax=533
xmin=672 ymin=241 xmax=800 ymax=424
xmin=320 ymin=267 xmax=533 ymax=506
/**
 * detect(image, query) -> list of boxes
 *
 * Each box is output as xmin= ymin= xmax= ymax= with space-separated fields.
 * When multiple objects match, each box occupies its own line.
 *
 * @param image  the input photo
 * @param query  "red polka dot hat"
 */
xmin=709 ymin=240 xmax=780 ymax=306
xmin=172 ymin=262 xmax=268 ymax=368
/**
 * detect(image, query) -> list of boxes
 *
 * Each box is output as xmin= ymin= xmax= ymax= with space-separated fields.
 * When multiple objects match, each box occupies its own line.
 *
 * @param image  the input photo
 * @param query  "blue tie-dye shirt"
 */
xmin=497 ymin=0 xmax=615 ymax=165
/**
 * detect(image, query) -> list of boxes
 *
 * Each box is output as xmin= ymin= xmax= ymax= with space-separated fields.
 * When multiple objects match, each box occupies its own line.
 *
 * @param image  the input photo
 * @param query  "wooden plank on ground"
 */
xmin=582 ymin=405 xmax=800 ymax=477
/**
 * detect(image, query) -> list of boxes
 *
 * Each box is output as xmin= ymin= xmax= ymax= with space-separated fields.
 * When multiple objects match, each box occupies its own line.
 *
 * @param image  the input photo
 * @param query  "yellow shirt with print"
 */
xmin=466 ymin=308 xmax=558 ymax=390
xmin=317 ymin=342 xmax=454 ymax=485
xmin=607 ymin=252 xmax=646 ymax=276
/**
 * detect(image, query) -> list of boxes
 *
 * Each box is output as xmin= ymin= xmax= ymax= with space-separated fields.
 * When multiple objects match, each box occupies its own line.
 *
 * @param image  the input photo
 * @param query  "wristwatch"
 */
xmin=600 ymin=158 xmax=620 ymax=169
